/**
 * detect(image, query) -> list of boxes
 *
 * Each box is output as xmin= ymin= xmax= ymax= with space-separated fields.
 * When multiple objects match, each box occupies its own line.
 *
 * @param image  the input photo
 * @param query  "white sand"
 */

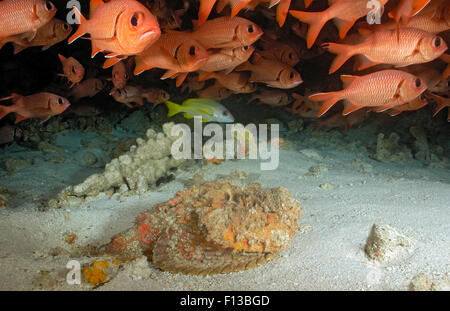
xmin=0 ymin=126 xmax=449 ymax=291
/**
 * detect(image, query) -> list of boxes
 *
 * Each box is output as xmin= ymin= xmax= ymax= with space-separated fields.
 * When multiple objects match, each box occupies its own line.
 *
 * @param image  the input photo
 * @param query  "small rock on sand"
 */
xmin=409 ymin=274 xmax=450 ymax=291
xmin=365 ymin=224 xmax=415 ymax=263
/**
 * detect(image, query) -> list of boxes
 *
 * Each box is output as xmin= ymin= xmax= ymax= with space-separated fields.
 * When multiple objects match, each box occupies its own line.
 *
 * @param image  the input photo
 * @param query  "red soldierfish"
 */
xmin=0 ymin=93 xmax=70 ymax=124
xmin=323 ymin=28 xmax=448 ymax=74
xmin=0 ymin=0 xmax=57 ymax=49
xmin=198 ymin=70 xmax=256 ymax=94
xmin=236 ymin=53 xmax=303 ymax=89
xmin=309 ymin=70 xmax=428 ymax=117
xmin=69 ymin=78 xmax=105 ymax=101
xmin=68 ymin=0 xmax=161 ymax=68
xmin=248 ymin=89 xmax=291 ymax=107
xmin=179 ymin=16 xmax=263 ymax=49
xmin=10 ymin=18 xmax=72 ymax=54
xmin=197 ymin=84 xmax=234 ymax=100
xmin=111 ymin=86 xmax=170 ymax=108
xmin=200 ymin=45 xmax=255 ymax=73
xmin=58 ymin=54 xmax=85 ymax=88
xmin=134 ymin=33 xmax=209 ymax=83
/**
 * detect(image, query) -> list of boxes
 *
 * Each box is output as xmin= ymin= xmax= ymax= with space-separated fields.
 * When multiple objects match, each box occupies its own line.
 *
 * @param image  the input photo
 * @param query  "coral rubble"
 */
xmin=104 ymin=181 xmax=302 ymax=275
xmin=48 ymin=123 xmax=187 ymax=208
xmin=365 ymin=224 xmax=415 ymax=263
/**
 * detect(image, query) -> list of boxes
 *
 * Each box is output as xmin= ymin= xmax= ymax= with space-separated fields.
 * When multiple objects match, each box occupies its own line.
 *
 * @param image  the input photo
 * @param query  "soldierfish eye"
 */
xmin=125 ymin=73 xmax=129 ymax=80
xmin=288 ymin=52 xmax=293 ymax=59
xmin=117 ymin=89 xmax=122 ymax=95
xmin=71 ymin=66 xmax=76 ymax=74
xmin=415 ymin=79 xmax=422 ymax=88
xmin=63 ymin=23 xmax=69 ymax=31
xmin=189 ymin=46 xmax=196 ymax=56
xmin=244 ymin=46 xmax=249 ymax=51
xmin=45 ymin=1 xmax=54 ymax=11
xmin=289 ymin=72 xmax=295 ymax=79
xmin=131 ymin=16 xmax=138 ymax=27
xmin=248 ymin=25 xmax=254 ymax=33
xmin=433 ymin=37 xmax=442 ymax=48
xmin=57 ymin=98 xmax=63 ymax=105
xmin=131 ymin=12 xmax=144 ymax=27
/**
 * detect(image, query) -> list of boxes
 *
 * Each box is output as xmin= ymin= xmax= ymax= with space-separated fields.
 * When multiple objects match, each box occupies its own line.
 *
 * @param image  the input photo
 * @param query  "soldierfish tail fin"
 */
xmin=0 ymin=93 xmax=22 ymax=103
xmin=276 ymin=0 xmax=291 ymax=27
xmin=165 ymin=100 xmax=182 ymax=117
xmin=230 ymin=0 xmax=250 ymax=18
xmin=429 ymin=94 xmax=450 ymax=117
xmin=0 ymin=104 xmax=14 ymax=121
xmin=289 ymin=9 xmax=329 ymax=48
xmin=198 ymin=0 xmax=217 ymax=26
xmin=197 ymin=71 xmax=215 ymax=82
xmin=322 ymin=42 xmax=357 ymax=74
xmin=67 ymin=6 xmax=88 ymax=44
xmin=13 ymin=43 xmax=28 ymax=54
xmin=309 ymin=92 xmax=341 ymax=117
xmin=443 ymin=64 xmax=450 ymax=80
xmin=304 ymin=0 xmax=314 ymax=8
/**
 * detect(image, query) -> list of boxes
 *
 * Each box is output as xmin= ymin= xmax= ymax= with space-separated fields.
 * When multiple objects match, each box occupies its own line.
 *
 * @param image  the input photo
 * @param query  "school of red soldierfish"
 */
xmin=0 ymin=0 xmax=449 ymax=129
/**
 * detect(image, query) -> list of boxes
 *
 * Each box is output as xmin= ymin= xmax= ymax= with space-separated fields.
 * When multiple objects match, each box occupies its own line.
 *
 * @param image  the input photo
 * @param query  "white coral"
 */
xmin=49 ymin=123 xmax=187 ymax=208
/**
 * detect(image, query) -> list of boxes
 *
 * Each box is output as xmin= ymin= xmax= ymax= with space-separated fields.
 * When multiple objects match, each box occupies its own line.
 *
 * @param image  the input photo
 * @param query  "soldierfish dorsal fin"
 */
xmin=90 ymin=0 xmax=104 ymax=15
xmin=58 ymin=54 xmax=67 ymax=64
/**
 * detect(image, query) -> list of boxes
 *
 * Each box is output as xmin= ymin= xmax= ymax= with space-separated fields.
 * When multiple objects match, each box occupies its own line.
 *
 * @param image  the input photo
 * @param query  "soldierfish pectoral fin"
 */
xmin=176 ymin=73 xmax=189 ymax=87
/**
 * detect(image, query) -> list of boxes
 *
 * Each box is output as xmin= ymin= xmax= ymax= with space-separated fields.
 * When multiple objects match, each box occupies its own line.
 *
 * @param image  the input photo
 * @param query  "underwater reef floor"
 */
xmin=0 ymin=121 xmax=449 ymax=290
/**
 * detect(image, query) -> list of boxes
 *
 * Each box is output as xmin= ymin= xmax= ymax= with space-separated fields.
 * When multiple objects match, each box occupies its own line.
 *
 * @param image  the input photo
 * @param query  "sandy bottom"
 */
xmin=0 ymin=125 xmax=449 ymax=291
